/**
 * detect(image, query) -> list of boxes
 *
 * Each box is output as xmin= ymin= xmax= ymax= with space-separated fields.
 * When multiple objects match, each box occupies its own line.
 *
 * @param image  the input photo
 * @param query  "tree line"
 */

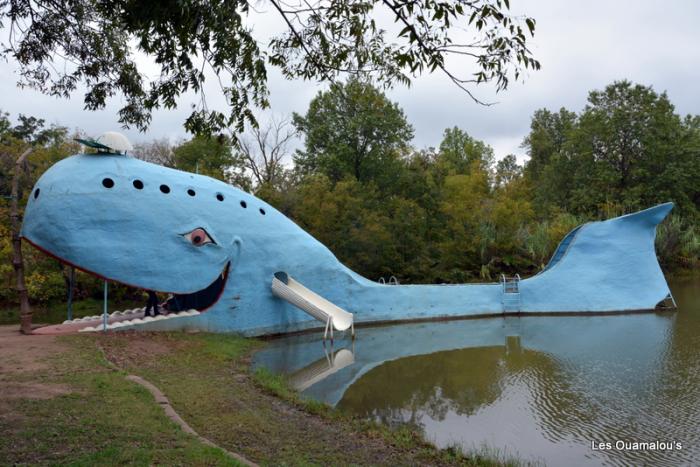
xmin=1 ymin=79 xmax=698 ymax=307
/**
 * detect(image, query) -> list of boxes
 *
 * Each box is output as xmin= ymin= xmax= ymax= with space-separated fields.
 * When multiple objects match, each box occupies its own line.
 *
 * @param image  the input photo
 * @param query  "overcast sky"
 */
xmin=0 ymin=0 xmax=698 ymax=164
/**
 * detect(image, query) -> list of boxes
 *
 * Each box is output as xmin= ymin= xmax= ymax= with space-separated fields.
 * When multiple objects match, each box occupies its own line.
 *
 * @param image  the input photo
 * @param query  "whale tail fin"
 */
xmin=614 ymin=202 xmax=674 ymax=228
xmin=525 ymin=203 xmax=674 ymax=312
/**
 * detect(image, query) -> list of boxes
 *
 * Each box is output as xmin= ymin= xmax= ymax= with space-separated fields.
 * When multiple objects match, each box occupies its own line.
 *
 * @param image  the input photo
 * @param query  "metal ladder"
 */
xmin=501 ymin=274 xmax=521 ymax=313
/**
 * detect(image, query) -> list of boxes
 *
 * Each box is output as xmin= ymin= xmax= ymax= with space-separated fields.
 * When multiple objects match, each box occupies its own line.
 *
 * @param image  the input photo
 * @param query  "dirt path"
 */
xmin=0 ymin=325 xmax=74 ymax=452
xmin=0 ymin=325 xmax=71 ymax=399
xmin=0 ymin=325 xmax=64 ymax=372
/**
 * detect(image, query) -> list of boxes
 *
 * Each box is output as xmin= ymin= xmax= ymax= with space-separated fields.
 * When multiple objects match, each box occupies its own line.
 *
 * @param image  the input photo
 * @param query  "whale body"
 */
xmin=21 ymin=153 xmax=675 ymax=336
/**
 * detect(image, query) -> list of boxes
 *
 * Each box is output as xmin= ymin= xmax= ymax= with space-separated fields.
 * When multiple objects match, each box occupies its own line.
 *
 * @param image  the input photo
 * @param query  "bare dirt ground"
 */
xmin=0 ymin=325 xmax=62 ymax=371
xmin=0 ymin=325 xmax=74 ymax=442
xmin=0 ymin=325 xmax=71 ymax=396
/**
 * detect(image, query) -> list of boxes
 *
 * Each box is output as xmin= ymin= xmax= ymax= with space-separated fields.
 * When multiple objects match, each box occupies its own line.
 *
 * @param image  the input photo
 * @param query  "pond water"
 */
xmin=253 ymin=277 xmax=700 ymax=466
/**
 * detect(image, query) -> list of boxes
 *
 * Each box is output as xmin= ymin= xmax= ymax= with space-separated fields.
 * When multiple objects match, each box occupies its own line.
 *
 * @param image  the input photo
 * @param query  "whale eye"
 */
xmin=184 ymin=228 xmax=214 ymax=246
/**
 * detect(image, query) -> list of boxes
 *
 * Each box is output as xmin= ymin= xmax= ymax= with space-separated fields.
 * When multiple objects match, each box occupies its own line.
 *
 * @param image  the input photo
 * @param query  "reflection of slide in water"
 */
xmin=288 ymin=345 xmax=355 ymax=392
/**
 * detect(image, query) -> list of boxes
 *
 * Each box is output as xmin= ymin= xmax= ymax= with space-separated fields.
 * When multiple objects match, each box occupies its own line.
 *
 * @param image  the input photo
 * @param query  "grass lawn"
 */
xmin=1 ymin=327 xmax=526 ymax=466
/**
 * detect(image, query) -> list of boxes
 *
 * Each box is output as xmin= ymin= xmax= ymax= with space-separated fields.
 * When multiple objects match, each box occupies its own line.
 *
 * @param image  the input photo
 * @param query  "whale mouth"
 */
xmin=21 ymin=235 xmax=229 ymax=326
xmin=165 ymin=263 xmax=229 ymax=312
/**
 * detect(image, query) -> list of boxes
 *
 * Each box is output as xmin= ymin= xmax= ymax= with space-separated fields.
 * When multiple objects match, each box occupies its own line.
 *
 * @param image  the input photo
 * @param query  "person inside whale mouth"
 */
xmin=144 ymin=290 xmax=161 ymax=317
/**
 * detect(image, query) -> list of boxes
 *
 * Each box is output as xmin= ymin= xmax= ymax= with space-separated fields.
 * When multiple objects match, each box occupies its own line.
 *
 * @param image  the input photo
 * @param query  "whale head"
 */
xmin=20 ymin=153 xmax=259 ymax=311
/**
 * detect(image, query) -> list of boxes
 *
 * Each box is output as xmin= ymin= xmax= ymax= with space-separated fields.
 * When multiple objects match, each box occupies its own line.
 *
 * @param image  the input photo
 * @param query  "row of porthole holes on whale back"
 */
xmin=30 ymin=177 xmax=267 ymax=216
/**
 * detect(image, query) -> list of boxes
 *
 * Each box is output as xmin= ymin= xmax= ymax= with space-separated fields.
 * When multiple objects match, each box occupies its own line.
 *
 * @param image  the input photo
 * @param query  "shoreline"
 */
xmin=0 ymin=326 xmax=525 ymax=466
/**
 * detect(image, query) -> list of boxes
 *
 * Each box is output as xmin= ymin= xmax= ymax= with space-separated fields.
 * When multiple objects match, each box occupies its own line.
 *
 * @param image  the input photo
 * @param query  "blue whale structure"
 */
xmin=21 ymin=153 xmax=675 ymax=336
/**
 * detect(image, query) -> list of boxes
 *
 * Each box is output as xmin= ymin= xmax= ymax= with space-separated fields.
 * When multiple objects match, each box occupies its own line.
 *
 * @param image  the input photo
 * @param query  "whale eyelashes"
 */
xmin=184 ymin=228 xmax=214 ymax=246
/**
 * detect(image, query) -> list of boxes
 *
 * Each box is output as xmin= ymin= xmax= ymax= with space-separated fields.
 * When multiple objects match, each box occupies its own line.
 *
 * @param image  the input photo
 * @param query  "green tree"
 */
xmin=292 ymin=175 xmax=395 ymax=279
xmin=487 ymin=175 xmax=533 ymax=265
xmin=494 ymin=154 xmax=522 ymax=187
xmin=438 ymin=163 xmax=491 ymax=280
xmin=1 ymin=0 xmax=540 ymax=134
xmin=573 ymin=81 xmax=699 ymax=216
xmin=0 ymin=113 xmax=82 ymax=307
xmin=522 ymin=108 xmax=577 ymax=181
xmin=172 ymin=135 xmax=251 ymax=190
xmin=436 ymin=127 xmax=495 ymax=177
xmin=522 ymin=81 xmax=700 ymax=218
xmin=293 ymin=79 xmax=413 ymax=191
xmin=521 ymin=108 xmax=578 ymax=215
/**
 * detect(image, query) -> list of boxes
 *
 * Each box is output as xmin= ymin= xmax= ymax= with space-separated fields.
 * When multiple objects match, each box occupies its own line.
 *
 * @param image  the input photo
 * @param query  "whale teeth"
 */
xmin=75 ymin=307 xmax=202 ymax=332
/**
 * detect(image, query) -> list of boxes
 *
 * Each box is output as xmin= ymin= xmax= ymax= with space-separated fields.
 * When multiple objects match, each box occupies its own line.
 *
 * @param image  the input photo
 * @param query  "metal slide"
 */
xmin=271 ymin=271 xmax=354 ymax=340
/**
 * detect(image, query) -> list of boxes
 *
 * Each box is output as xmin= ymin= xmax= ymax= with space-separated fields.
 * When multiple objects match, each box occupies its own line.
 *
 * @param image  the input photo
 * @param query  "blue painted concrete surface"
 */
xmin=21 ymin=153 xmax=674 ymax=335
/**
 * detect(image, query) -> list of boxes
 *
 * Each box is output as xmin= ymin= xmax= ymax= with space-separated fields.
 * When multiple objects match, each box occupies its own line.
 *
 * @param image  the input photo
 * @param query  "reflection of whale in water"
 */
xmin=337 ymin=339 xmax=518 ymax=423
xmin=254 ymin=313 xmax=673 ymax=406
xmin=334 ymin=310 xmax=700 ymax=466
xmin=337 ymin=336 xmax=586 ymax=430
xmin=288 ymin=345 xmax=355 ymax=392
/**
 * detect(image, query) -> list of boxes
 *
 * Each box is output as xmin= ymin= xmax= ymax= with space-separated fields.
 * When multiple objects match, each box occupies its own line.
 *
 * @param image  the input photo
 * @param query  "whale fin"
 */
xmin=523 ymin=203 xmax=674 ymax=312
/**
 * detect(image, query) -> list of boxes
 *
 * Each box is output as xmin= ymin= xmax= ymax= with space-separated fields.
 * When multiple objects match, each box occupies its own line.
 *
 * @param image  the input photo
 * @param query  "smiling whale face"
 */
xmin=20 ymin=153 xmax=258 ymax=310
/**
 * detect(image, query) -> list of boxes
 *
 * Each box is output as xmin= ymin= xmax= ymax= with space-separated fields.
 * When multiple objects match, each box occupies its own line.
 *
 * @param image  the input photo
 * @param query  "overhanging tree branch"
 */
xmin=0 ymin=0 xmax=539 ymax=134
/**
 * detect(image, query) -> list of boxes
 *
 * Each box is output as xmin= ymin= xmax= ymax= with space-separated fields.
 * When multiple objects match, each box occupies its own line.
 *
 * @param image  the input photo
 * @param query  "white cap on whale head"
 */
xmin=95 ymin=131 xmax=133 ymax=154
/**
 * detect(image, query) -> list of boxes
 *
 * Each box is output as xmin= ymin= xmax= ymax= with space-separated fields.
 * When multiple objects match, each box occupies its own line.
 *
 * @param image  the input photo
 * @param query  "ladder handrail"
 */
xmin=500 ymin=274 xmax=522 ymax=313
xmin=379 ymin=276 xmax=399 ymax=285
